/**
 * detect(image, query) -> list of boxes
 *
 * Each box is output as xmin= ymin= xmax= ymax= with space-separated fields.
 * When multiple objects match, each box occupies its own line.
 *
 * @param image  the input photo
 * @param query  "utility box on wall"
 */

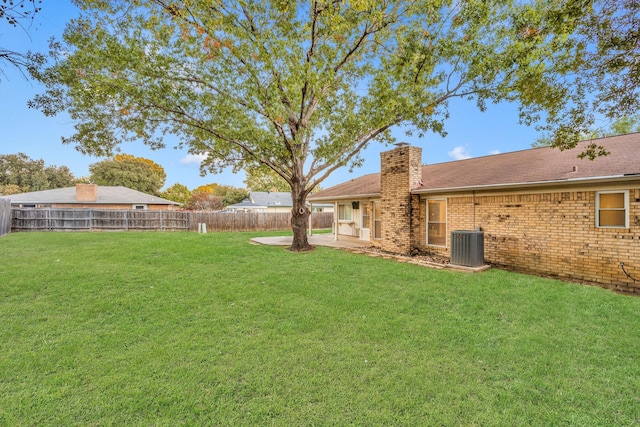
xmin=450 ymin=230 xmax=484 ymax=267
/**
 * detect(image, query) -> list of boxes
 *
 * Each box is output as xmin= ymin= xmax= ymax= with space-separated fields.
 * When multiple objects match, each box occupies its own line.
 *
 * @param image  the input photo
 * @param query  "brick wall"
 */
xmin=75 ymin=184 xmax=98 ymax=202
xmin=418 ymin=187 xmax=640 ymax=293
xmin=380 ymin=144 xmax=422 ymax=253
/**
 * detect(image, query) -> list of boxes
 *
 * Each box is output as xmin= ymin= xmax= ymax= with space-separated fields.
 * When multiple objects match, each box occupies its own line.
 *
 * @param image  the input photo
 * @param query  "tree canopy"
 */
xmin=1 ymin=0 xmax=42 ymax=80
xmin=523 ymin=0 xmax=640 ymax=157
xmin=89 ymin=154 xmax=166 ymax=195
xmin=0 ymin=152 xmax=75 ymax=195
xmin=160 ymin=182 xmax=191 ymax=204
xmin=244 ymin=164 xmax=290 ymax=193
xmin=29 ymin=0 xmax=616 ymax=250
xmin=532 ymin=114 xmax=640 ymax=148
xmin=192 ymin=183 xmax=248 ymax=206
xmin=182 ymin=192 xmax=224 ymax=211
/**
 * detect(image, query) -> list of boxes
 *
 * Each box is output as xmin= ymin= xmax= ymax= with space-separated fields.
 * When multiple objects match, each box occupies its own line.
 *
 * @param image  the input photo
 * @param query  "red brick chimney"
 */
xmin=380 ymin=143 xmax=422 ymax=254
xmin=76 ymin=184 xmax=98 ymax=202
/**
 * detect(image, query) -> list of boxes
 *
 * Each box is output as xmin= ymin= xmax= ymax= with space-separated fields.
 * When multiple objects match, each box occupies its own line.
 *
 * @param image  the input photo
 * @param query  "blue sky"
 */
xmin=0 ymin=1 xmax=542 ymax=191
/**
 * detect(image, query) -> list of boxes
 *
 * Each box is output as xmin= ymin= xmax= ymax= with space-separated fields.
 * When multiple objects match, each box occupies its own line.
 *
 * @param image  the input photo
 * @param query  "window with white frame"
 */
xmin=361 ymin=203 xmax=371 ymax=229
xmin=596 ymin=191 xmax=629 ymax=228
xmin=338 ymin=203 xmax=353 ymax=221
xmin=133 ymin=204 xmax=147 ymax=210
xmin=373 ymin=201 xmax=382 ymax=239
xmin=427 ymin=199 xmax=447 ymax=246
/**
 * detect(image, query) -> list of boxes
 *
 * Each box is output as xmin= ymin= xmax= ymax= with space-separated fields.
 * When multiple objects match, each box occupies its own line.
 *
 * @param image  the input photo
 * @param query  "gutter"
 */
xmin=411 ymin=174 xmax=640 ymax=195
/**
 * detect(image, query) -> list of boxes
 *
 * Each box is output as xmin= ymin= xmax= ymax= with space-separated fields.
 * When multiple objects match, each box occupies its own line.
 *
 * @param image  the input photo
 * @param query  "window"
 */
xmin=338 ymin=203 xmax=353 ymax=221
xmin=362 ymin=203 xmax=371 ymax=229
xmin=596 ymin=191 xmax=628 ymax=228
xmin=427 ymin=199 xmax=447 ymax=246
xmin=373 ymin=201 xmax=382 ymax=240
xmin=133 ymin=204 xmax=147 ymax=210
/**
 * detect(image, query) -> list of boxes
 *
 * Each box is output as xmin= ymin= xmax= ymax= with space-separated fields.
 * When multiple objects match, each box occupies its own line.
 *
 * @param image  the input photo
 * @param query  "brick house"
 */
xmin=2 ymin=184 xmax=181 ymax=210
xmin=308 ymin=133 xmax=640 ymax=293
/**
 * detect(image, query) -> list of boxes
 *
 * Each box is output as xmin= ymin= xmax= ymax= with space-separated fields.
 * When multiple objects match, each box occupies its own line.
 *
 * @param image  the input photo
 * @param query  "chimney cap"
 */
xmin=394 ymin=142 xmax=410 ymax=148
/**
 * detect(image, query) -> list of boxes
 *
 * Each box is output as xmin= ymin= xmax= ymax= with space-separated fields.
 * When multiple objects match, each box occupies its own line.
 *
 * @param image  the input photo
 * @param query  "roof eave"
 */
xmin=308 ymin=193 xmax=380 ymax=202
xmin=412 ymin=174 xmax=640 ymax=194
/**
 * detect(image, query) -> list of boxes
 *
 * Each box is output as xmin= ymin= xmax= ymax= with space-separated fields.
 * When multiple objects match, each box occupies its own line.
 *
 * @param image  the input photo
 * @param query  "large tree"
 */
xmin=89 ymin=154 xmax=166 ymax=195
xmin=30 ymin=0 xmax=590 ymax=251
xmin=0 ymin=153 xmax=75 ymax=194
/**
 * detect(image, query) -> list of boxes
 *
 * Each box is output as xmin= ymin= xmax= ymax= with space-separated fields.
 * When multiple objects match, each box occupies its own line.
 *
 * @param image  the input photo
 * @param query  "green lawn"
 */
xmin=1 ymin=232 xmax=639 ymax=426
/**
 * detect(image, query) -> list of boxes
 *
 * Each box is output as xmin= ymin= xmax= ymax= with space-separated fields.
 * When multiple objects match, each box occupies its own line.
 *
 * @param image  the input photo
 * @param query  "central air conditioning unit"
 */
xmin=450 ymin=230 xmax=484 ymax=267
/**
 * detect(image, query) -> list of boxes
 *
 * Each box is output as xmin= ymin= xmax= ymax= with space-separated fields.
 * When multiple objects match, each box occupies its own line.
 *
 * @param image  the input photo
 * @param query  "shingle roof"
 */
xmin=226 ymin=200 xmax=267 ymax=209
xmin=249 ymin=191 xmax=293 ymax=207
xmin=308 ymin=173 xmax=380 ymax=200
xmin=309 ymin=133 xmax=640 ymax=200
xmin=1 ymin=186 xmax=180 ymax=205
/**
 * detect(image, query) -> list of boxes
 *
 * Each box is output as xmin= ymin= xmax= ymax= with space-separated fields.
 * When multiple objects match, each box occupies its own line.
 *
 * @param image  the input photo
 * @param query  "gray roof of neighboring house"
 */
xmin=1 ymin=186 xmax=180 ymax=205
xmin=249 ymin=191 xmax=293 ymax=207
xmin=309 ymin=133 xmax=640 ymax=200
xmin=226 ymin=199 xmax=267 ymax=209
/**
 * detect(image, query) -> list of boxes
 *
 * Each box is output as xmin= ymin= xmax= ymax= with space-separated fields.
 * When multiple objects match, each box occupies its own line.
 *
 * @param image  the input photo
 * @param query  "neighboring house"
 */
xmin=2 ymin=184 xmax=181 ymax=210
xmin=308 ymin=133 xmax=640 ymax=293
xmin=227 ymin=191 xmax=290 ymax=212
xmin=225 ymin=199 xmax=268 ymax=212
xmin=226 ymin=191 xmax=334 ymax=213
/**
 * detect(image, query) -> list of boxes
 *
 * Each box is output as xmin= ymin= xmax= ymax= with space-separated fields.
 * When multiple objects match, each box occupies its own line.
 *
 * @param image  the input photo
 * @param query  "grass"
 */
xmin=1 ymin=231 xmax=639 ymax=426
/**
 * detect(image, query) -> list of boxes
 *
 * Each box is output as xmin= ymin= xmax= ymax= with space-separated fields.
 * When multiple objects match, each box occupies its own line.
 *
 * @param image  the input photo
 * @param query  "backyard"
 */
xmin=1 ymin=231 xmax=639 ymax=426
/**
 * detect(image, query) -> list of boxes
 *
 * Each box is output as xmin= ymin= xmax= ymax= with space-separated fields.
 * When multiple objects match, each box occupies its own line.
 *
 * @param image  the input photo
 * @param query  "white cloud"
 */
xmin=489 ymin=149 xmax=501 ymax=155
xmin=180 ymin=153 xmax=208 ymax=165
xmin=448 ymin=146 xmax=471 ymax=160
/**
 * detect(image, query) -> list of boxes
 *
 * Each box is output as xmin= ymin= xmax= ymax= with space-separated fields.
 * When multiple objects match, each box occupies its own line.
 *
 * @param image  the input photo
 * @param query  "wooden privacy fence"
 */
xmin=0 ymin=199 xmax=10 ymax=237
xmin=10 ymin=208 xmax=333 ymax=233
xmin=11 ymin=208 xmax=189 ymax=231
xmin=188 ymin=211 xmax=332 ymax=232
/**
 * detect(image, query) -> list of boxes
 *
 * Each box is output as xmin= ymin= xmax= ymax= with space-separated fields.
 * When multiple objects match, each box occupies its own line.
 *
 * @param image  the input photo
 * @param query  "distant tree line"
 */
xmin=0 ymin=152 xmax=249 ymax=210
xmin=0 ymin=153 xmax=75 ymax=195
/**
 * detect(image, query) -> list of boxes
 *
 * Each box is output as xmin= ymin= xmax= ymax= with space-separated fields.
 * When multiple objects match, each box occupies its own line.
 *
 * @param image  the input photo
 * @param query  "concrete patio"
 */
xmin=250 ymin=233 xmax=490 ymax=272
xmin=250 ymin=233 xmax=365 ymax=249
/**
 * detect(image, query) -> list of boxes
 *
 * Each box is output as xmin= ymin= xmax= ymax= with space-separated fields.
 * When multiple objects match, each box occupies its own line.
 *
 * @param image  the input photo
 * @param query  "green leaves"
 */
xmin=0 ymin=153 xmax=75 ymax=194
xmin=29 ymin=0 xmax=623 ymax=244
xmin=89 ymin=155 xmax=166 ymax=195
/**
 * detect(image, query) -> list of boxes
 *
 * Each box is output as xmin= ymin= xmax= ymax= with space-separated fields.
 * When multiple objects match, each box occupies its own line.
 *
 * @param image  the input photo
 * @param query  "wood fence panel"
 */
xmin=0 ymin=199 xmax=11 ymax=237
xmin=49 ymin=208 xmax=91 ymax=230
xmin=12 ymin=208 xmax=49 ymax=231
xmin=93 ymin=210 xmax=127 ymax=230
xmin=9 ymin=208 xmax=332 ymax=233
xmin=189 ymin=211 xmax=333 ymax=232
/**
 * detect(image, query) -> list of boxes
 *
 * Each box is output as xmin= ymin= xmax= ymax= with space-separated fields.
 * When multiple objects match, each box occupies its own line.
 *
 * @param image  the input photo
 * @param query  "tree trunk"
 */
xmin=289 ymin=184 xmax=313 ymax=252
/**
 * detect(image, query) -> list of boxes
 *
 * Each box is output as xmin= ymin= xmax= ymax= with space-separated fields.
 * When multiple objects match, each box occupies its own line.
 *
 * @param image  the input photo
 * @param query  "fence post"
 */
xmin=0 ymin=199 xmax=10 ymax=237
